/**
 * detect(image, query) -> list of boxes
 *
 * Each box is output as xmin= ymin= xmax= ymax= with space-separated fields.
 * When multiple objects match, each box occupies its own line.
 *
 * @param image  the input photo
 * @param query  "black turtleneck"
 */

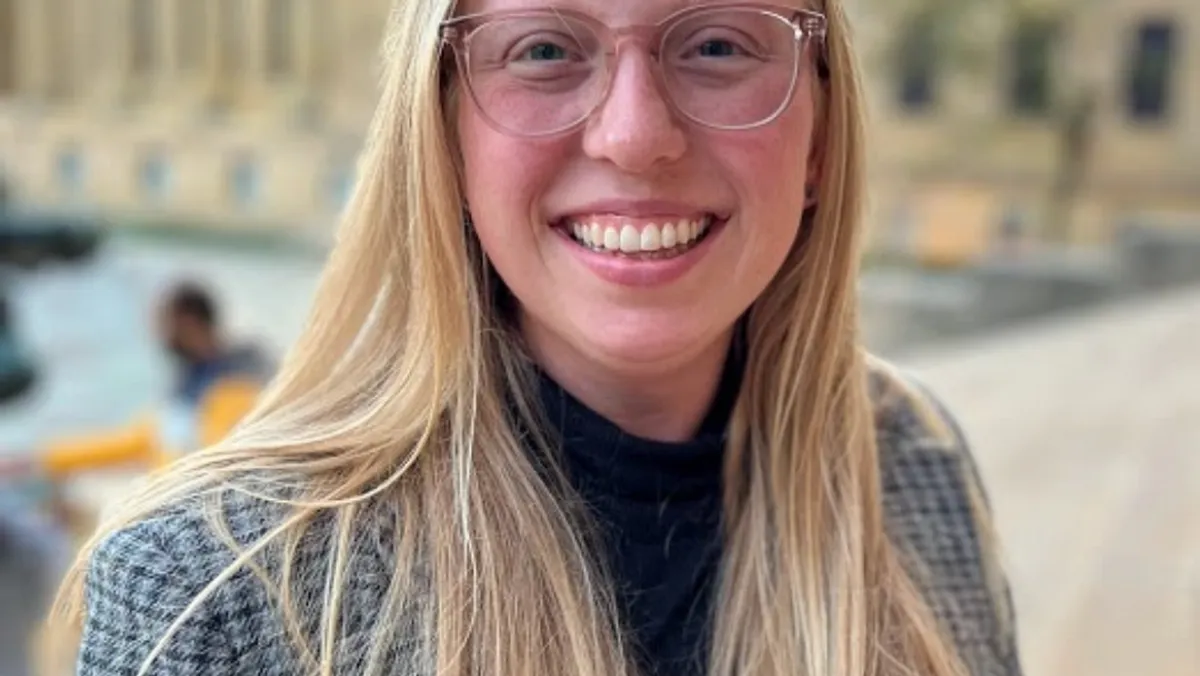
xmin=534 ymin=345 xmax=743 ymax=676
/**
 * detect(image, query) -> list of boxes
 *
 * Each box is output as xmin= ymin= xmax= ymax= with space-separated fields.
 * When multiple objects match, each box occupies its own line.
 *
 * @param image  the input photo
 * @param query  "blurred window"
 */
xmin=1126 ymin=19 xmax=1176 ymax=121
xmin=325 ymin=164 xmax=354 ymax=212
xmin=138 ymin=151 xmax=172 ymax=204
xmin=896 ymin=17 xmax=936 ymax=111
xmin=55 ymin=145 xmax=85 ymax=199
xmin=1008 ymin=17 xmax=1057 ymax=116
xmin=228 ymin=154 xmax=261 ymax=210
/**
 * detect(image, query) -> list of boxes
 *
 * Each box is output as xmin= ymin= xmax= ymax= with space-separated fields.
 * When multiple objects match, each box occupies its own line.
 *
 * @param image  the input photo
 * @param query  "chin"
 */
xmin=568 ymin=307 xmax=723 ymax=369
xmin=516 ymin=295 xmax=738 ymax=375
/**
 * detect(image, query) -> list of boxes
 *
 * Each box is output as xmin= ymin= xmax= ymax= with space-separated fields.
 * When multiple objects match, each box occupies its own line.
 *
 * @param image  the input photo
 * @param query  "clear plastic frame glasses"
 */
xmin=440 ymin=3 xmax=828 ymax=137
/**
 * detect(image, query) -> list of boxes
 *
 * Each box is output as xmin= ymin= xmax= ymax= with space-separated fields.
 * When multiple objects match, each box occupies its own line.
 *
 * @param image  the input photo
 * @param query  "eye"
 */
xmin=506 ymin=33 xmax=586 ymax=64
xmin=695 ymin=40 xmax=741 ymax=58
xmin=671 ymin=25 xmax=769 ymax=62
xmin=521 ymin=42 xmax=568 ymax=61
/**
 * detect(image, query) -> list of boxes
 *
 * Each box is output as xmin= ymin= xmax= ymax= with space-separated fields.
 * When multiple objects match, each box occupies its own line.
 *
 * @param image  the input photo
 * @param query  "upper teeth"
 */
xmin=569 ymin=216 xmax=712 ymax=253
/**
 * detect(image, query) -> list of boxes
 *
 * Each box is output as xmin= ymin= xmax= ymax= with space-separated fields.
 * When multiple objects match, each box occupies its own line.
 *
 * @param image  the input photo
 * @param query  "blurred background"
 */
xmin=0 ymin=1 xmax=1196 ymax=675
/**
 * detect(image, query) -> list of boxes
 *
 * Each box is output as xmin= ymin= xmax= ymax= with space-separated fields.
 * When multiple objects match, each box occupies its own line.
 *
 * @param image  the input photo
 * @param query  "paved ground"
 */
xmin=1 ymin=237 xmax=1196 ymax=676
xmin=900 ymin=287 xmax=1200 ymax=676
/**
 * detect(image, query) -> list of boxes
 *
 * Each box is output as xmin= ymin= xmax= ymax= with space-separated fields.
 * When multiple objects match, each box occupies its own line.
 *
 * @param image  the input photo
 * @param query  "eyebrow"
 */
xmin=456 ymin=0 xmax=725 ymax=21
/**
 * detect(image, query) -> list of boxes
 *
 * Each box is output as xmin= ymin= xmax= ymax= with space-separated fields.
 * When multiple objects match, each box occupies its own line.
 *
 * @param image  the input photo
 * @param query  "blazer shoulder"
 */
xmin=79 ymin=479 xmax=419 ymax=675
xmin=867 ymin=355 xmax=965 ymax=453
xmin=79 ymin=493 xmax=254 ymax=674
xmin=865 ymin=355 xmax=1024 ymax=676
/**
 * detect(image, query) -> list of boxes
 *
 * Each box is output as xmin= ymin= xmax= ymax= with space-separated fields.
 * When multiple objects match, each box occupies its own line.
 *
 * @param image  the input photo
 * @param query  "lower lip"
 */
xmin=553 ymin=219 xmax=726 ymax=288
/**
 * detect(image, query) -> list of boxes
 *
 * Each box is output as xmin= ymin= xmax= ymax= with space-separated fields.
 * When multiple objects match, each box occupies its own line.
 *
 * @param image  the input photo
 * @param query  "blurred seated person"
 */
xmin=0 ymin=281 xmax=273 ymax=483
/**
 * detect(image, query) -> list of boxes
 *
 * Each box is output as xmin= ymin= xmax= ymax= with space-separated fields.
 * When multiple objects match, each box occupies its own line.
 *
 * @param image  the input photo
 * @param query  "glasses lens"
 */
xmin=463 ymin=13 xmax=607 ymax=136
xmin=660 ymin=9 xmax=800 ymax=129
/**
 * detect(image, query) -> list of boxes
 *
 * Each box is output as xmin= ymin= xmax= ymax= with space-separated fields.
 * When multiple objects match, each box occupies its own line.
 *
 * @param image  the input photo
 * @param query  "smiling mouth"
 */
xmin=555 ymin=213 xmax=720 ymax=260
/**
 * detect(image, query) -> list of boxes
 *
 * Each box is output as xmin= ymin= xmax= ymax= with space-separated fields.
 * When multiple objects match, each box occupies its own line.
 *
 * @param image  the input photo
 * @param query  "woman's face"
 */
xmin=457 ymin=0 xmax=823 ymax=376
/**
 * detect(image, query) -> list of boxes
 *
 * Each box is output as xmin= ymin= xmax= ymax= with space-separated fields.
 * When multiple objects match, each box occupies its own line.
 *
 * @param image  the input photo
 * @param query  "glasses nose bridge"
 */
xmin=599 ymin=23 xmax=665 ymax=64
xmin=590 ymin=25 xmax=675 ymax=121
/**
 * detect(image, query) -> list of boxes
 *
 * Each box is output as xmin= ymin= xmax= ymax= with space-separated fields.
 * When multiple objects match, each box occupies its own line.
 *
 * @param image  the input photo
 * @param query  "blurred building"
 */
xmin=0 ymin=0 xmax=389 ymax=232
xmin=0 ymin=0 xmax=1197 ymax=259
xmin=856 ymin=0 xmax=1199 ymax=265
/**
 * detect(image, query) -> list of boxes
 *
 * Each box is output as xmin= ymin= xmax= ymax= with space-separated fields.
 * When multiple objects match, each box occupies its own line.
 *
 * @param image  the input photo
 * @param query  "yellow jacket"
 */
xmin=40 ymin=374 xmax=264 ymax=479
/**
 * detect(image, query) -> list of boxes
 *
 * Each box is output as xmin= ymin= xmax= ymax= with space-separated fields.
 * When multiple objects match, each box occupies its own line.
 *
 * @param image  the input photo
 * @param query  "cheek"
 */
xmin=713 ymin=109 xmax=814 ymax=223
xmin=749 ymin=104 xmax=815 ymax=185
xmin=458 ymin=105 xmax=564 ymax=224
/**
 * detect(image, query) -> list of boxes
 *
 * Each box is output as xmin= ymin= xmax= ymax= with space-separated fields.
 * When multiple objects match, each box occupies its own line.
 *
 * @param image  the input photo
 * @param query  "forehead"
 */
xmin=455 ymin=0 xmax=806 ymax=24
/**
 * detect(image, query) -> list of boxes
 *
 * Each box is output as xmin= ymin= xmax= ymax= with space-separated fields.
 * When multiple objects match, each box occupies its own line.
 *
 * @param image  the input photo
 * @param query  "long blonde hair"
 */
xmin=45 ymin=1 xmax=965 ymax=674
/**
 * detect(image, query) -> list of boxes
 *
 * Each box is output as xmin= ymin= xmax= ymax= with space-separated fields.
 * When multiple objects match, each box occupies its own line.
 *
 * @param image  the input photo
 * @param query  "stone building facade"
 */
xmin=0 ymin=0 xmax=1196 ymax=261
xmin=0 ymin=0 xmax=388 ymax=232
xmin=856 ymin=0 xmax=1200 ymax=264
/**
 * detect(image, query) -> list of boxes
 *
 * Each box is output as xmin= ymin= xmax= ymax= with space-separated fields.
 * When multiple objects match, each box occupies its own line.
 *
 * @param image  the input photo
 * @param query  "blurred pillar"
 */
xmin=298 ymin=0 xmax=325 ymax=92
xmin=262 ymin=0 xmax=297 ymax=83
xmin=76 ymin=0 xmax=130 ymax=105
xmin=124 ymin=0 xmax=162 ymax=100
xmin=0 ymin=0 xmax=16 ymax=95
xmin=211 ymin=0 xmax=247 ymax=107
xmin=286 ymin=0 xmax=326 ymax=126
xmin=322 ymin=1 xmax=384 ymax=132
xmin=164 ymin=0 xmax=211 ymax=105
xmin=244 ymin=0 xmax=268 ymax=85
xmin=1185 ymin=18 xmax=1200 ymax=158
xmin=177 ymin=0 xmax=209 ymax=76
xmin=39 ymin=0 xmax=82 ymax=100
xmin=13 ymin=0 xmax=47 ymax=98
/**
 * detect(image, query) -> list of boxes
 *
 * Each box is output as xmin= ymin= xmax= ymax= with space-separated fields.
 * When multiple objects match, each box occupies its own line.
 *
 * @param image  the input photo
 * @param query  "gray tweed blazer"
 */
xmin=76 ymin=367 xmax=1024 ymax=675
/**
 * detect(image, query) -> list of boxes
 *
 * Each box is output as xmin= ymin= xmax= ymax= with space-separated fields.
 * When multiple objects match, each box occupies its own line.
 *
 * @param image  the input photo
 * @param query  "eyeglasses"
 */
xmin=440 ymin=3 xmax=828 ymax=138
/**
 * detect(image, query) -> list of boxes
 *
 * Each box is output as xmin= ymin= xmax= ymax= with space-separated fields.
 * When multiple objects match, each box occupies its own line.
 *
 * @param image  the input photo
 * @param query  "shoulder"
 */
xmin=865 ymin=355 xmax=992 ymax=540
xmin=78 ymin=488 xmax=285 ymax=674
xmin=79 ymin=479 xmax=413 ymax=675
xmin=866 ymin=356 xmax=1024 ymax=676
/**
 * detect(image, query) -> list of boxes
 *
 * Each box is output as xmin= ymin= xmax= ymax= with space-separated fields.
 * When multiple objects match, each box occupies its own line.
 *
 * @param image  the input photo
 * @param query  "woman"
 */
xmin=46 ymin=1 xmax=1023 ymax=675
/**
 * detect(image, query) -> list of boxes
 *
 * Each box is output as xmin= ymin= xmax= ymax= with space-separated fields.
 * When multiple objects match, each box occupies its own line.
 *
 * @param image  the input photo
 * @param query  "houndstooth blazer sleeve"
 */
xmin=77 ymin=508 xmax=241 ymax=675
xmin=871 ymin=362 xmax=1025 ymax=676
xmin=76 ymin=492 xmax=420 ymax=676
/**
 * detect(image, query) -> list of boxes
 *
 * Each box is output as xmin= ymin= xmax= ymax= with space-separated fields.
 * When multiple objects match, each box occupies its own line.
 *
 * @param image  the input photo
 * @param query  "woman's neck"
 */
xmin=520 ymin=321 xmax=735 ymax=443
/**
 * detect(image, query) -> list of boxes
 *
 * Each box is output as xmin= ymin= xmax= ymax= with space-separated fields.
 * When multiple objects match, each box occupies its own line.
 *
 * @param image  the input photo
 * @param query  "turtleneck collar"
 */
xmin=534 ymin=328 xmax=746 ymax=506
xmin=529 ymin=328 xmax=746 ymax=674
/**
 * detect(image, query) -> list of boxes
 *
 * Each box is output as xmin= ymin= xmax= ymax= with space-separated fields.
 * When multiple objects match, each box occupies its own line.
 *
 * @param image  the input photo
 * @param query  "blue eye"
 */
xmin=697 ymin=40 xmax=738 ymax=57
xmin=523 ymin=43 xmax=567 ymax=61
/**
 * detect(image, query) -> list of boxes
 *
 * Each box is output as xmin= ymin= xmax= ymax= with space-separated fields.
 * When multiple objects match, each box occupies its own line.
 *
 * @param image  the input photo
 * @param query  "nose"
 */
xmin=581 ymin=49 xmax=687 ymax=173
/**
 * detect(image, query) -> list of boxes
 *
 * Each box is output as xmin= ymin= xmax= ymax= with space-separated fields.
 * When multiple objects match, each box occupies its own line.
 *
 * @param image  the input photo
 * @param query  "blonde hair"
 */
xmin=45 ymin=1 xmax=966 ymax=675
